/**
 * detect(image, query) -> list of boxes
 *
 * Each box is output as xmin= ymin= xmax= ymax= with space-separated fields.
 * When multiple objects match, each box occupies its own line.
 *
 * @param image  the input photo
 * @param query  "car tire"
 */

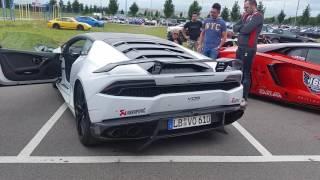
xmin=74 ymin=83 xmax=98 ymax=146
xmin=52 ymin=23 xmax=60 ymax=29
xmin=77 ymin=25 xmax=84 ymax=31
xmin=271 ymin=39 xmax=280 ymax=43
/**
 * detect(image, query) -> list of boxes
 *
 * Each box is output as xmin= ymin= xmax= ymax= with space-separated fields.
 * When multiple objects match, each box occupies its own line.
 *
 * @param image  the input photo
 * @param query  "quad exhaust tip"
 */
xmin=107 ymin=126 xmax=143 ymax=138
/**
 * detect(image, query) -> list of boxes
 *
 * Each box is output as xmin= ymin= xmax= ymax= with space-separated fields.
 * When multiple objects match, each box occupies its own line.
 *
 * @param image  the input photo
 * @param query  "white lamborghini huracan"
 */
xmin=0 ymin=33 xmax=245 ymax=147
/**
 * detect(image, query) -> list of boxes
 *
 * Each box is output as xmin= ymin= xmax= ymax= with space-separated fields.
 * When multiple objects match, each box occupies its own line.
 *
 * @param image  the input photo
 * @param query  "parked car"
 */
xmin=47 ymin=17 xmax=91 ymax=30
xmin=144 ymin=20 xmax=157 ymax=26
xmin=261 ymin=25 xmax=274 ymax=33
xmin=220 ymin=43 xmax=320 ymax=109
xmin=75 ymin=16 xmax=105 ymax=27
xmin=299 ymin=29 xmax=320 ymax=39
xmin=261 ymin=29 xmax=316 ymax=43
xmin=128 ymin=18 xmax=144 ymax=25
xmin=0 ymin=32 xmax=246 ymax=147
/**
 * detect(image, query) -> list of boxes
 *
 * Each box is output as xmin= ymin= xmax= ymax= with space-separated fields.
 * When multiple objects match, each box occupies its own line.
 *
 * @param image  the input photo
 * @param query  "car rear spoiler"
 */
xmin=93 ymin=58 xmax=211 ymax=73
xmin=93 ymin=58 xmax=239 ymax=73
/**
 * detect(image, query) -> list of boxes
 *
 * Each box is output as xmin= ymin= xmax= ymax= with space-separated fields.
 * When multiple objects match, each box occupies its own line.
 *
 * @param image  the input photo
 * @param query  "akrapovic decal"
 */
xmin=119 ymin=108 xmax=146 ymax=117
xmin=303 ymin=72 xmax=320 ymax=94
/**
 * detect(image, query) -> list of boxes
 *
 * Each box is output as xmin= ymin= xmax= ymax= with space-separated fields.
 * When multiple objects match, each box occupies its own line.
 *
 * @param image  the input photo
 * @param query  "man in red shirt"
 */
xmin=233 ymin=0 xmax=263 ymax=105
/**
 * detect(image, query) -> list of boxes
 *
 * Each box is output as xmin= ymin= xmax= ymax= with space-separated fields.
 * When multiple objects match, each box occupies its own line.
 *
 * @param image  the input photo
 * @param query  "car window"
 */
xmin=306 ymin=48 xmax=320 ymax=65
xmin=67 ymin=18 xmax=75 ymax=22
xmin=283 ymin=30 xmax=295 ymax=36
xmin=262 ymin=26 xmax=268 ymax=32
xmin=273 ymin=29 xmax=282 ymax=34
xmin=287 ymin=48 xmax=308 ymax=61
xmin=82 ymin=40 xmax=93 ymax=55
xmin=65 ymin=39 xmax=93 ymax=55
xmin=61 ymin=18 xmax=72 ymax=22
xmin=67 ymin=39 xmax=87 ymax=55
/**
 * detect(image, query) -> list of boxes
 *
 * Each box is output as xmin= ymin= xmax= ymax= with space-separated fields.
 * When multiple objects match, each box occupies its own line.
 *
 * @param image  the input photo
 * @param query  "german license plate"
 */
xmin=168 ymin=114 xmax=211 ymax=130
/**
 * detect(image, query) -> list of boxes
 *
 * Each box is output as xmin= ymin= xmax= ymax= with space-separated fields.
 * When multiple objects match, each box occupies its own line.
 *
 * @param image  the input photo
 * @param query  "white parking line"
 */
xmin=232 ymin=122 xmax=272 ymax=156
xmin=0 ymin=155 xmax=319 ymax=163
xmin=17 ymin=103 xmax=67 ymax=157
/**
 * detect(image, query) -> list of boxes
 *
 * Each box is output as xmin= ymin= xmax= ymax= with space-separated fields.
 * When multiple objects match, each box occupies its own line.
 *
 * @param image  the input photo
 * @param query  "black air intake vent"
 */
xmin=101 ymin=80 xmax=240 ymax=97
xmin=113 ymin=41 xmax=176 ymax=48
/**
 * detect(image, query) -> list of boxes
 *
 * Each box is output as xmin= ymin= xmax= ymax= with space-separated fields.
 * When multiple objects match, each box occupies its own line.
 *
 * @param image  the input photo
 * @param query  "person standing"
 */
xmin=233 ymin=0 xmax=263 ymax=104
xmin=197 ymin=3 xmax=227 ymax=59
xmin=183 ymin=12 xmax=202 ymax=51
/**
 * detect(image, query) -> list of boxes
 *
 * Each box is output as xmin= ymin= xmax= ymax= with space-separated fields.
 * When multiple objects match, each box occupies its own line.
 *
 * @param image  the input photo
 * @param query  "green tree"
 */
xmin=264 ymin=17 xmax=275 ymax=24
xmin=283 ymin=17 xmax=293 ymax=24
xmin=5 ymin=0 xmax=10 ymax=8
xmin=79 ymin=3 xmax=84 ymax=13
xmin=257 ymin=1 xmax=266 ymax=15
xmin=66 ymin=1 xmax=72 ymax=13
xmin=108 ymin=0 xmax=119 ymax=15
xmin=277 ymin=10 xmax=286 ymax=24
xmin=309 ymin=17 xmax=316 ymax=26
xmin=84 ymin=5 xmax=89 ymax=14
xmin=270 ymin=16 xmax=275 ymax=24
xmin=163 ymin=0 xmax=175 ymax=18
xmin=93 ymin=5 xmax=97 ymax=12
xmin=317 ymin=14 xmax=320 ymax=25
xmin=104 ymin=7 xmax=109 ymax=14
xmin=120 ymin=9 xmax=124 ymax=14
xmin=155 ymin=11 xmax=160 ymax=18
xmin=187 ymin=0 xmax=202 ymax=19
xmin=144 ymin=10 xmax=148 ymax=16
xmin=72 ymin=0 xmax=80 ymax=13
xmin=221 ymin=6 xmax=230 ymax=21
xmin=179 ymin=12 xmax=183 ymax=18
xmin=88 ymin=5 xmax=91 ymax=13
xmin=59 ymin=0 xmax=64 ymax=12
xmin=129 ymin=2 xmax=139 ymax=16
xmin=49 ymin=0 xmax=57 ymax=6
xmin=230 ymin=1 xmax=241 ymax=22
xmin=300 ymin=4 xmax=310 ymax=25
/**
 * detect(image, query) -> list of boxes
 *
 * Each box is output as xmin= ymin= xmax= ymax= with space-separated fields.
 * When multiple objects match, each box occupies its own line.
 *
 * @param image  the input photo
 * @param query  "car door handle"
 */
xmin=32 ymin=57 xmax=48 ymax=65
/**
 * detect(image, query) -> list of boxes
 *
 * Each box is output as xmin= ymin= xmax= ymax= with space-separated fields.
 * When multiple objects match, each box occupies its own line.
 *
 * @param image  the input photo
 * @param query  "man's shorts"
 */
xmin=188 ymin=40 xmax=198 ymax=51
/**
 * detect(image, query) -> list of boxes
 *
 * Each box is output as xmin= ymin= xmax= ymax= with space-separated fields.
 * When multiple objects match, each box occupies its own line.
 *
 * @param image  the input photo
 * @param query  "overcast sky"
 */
xmin=31 ymin=0 xmax=319 ymax=17
xmin=129 ymin=0 xmax=319 ymax=17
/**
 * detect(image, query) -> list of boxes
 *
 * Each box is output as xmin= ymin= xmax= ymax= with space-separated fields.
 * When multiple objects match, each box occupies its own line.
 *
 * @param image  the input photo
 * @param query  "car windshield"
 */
xmin=69 ymin=18 xmax=77 ymax=22
xmin=88 ymin=17 xmax=97 ymax=21
xmin=282 ymin=30 xmax=296 ymax=36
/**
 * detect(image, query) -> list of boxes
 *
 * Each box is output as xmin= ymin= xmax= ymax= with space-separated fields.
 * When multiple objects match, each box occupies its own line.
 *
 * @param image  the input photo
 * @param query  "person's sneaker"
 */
xmin=240 ymin=99 xmax=248 ymax=107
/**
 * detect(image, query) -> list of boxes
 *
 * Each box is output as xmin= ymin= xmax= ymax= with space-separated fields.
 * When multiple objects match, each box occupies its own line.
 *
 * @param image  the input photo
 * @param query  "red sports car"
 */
xmin=219 ymin=43 xmax=320 ymax=108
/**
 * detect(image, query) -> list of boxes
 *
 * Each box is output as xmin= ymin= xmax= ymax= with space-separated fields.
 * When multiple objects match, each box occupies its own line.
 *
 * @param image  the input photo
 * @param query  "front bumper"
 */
xmin=90 ymin=104 xmax=244 ymax=141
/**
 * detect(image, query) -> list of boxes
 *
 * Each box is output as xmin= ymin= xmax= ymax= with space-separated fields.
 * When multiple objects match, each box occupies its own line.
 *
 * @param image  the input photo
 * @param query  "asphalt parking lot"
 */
xmin=0 ymin=84 xmax=319 ymax=180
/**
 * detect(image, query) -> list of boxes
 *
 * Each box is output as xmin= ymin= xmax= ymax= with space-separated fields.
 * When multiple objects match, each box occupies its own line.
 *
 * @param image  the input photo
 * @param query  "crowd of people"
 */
xmin=168 ymin=0 xmax=264 ymax=105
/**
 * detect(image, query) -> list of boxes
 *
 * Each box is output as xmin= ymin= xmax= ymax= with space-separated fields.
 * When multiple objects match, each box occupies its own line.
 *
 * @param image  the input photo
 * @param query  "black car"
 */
xmin=260 ymin=29 xmax=316 ymax=43
xmin=298 ymin=29 xmax=320 ymax=39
